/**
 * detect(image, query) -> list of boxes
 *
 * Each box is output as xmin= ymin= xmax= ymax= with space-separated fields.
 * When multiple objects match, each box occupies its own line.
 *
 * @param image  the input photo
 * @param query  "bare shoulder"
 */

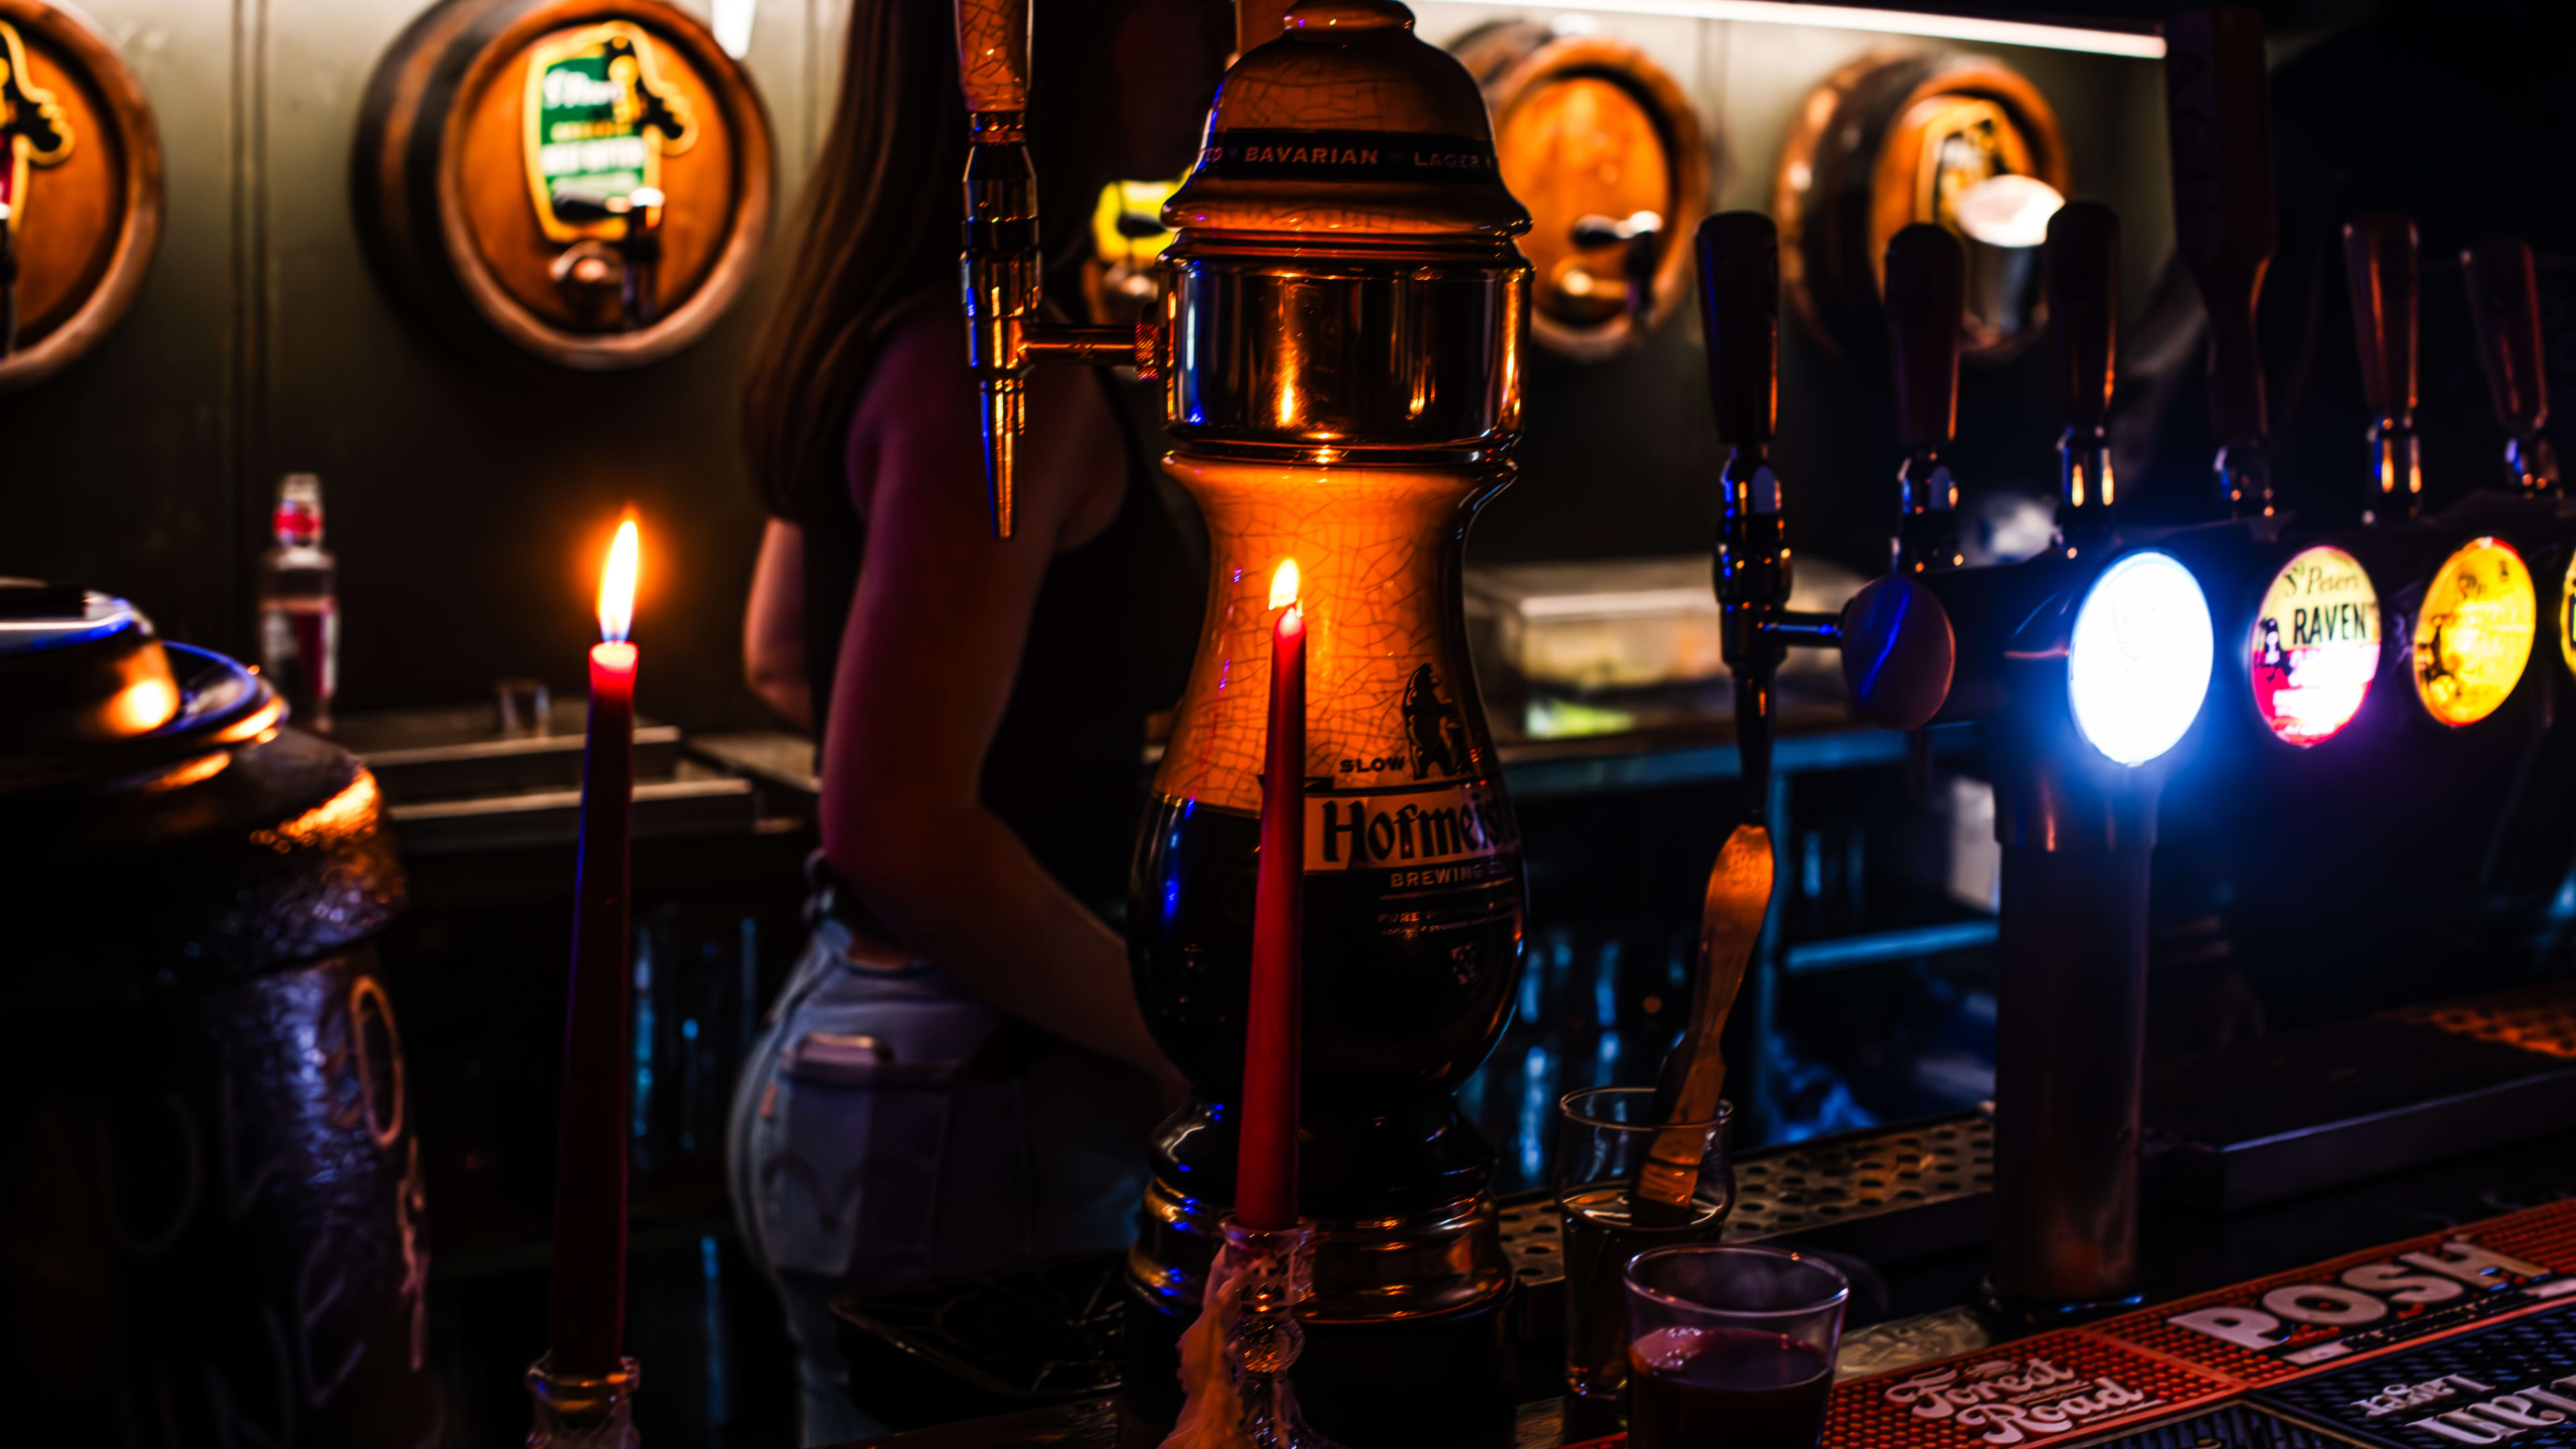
xmin=847 ymin=301 xmax=1124 ymax=549
xmin=851 ymin=307 xmax=975 ymax=452
xmin=845 ymin=305 xmax=979 ymax=519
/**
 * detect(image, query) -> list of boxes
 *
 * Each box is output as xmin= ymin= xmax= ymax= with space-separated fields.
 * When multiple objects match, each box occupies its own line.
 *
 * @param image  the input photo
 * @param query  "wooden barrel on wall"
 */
xmin=354 ymin=0 xmax=773 ymax=370
xmin=1776 ymin=50 xmax=2069 ymax=364
xmin=0 ymin=0 xmax=160 ymax=393
xmin=1453 ymin=21 xmax=1709 ymax=364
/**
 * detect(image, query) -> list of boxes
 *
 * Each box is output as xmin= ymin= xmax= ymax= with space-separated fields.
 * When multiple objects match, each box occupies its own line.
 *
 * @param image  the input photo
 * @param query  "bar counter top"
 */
xmin=826 ymin=1122 xmax=2576 ymax=1449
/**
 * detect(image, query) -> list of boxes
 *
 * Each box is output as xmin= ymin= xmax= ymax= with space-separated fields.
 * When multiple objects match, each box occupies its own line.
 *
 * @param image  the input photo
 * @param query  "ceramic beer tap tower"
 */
xmin=950 ymin=0 xmax=1534 ymax=1440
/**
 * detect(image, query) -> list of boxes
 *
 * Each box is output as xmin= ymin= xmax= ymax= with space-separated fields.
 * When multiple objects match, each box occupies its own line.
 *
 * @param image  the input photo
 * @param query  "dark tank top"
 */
xmin=801 ymin=366 xmax=1202 ymax=917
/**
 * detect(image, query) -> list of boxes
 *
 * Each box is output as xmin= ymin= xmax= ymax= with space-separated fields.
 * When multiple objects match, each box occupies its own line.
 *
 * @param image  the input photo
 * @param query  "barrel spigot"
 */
xmin=953 ymin=0 xmax=1157 ymax=539
xmin=2343 ymin=214 xmax=2421 ymax=523
xmin=610 ymin=186 xmax=665 ymax=331
xmin=1573 ymin=210 xmax=1664 ymax=332
xmin=2047 ymin=203 xmax=2118 ymax=549
xmin=2463 ymin=237 xmax=2557 ymax=498
xmin=1884 ymin=223 xmax=1964 ymax=574
xmin=2165 ymin=8 xmax=2277 ymax=520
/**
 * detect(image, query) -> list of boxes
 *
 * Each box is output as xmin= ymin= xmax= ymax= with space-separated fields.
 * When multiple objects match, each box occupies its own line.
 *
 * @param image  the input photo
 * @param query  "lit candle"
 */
xmin=1236 ymin=559 xmax=1305 ymax=1233
xmin=549 ymin=518 xmax=640 ymax=1378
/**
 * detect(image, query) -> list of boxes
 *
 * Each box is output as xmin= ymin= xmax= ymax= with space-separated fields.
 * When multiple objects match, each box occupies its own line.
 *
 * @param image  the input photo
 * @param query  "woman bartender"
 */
xmin=727 ymin=0 xmax=1228 ymax=1438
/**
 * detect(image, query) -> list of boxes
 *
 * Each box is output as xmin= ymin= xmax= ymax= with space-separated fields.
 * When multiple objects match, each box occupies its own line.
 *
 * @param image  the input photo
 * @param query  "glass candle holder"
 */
xmin=525 ymin=1354 xmax=640 ymax=1449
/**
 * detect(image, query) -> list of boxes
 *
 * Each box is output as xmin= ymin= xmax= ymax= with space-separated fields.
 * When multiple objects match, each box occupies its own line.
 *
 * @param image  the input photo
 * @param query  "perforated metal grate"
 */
xmin=1495 ymin=1111 xmax=1993 ymax=1283
xmin=2398 ymin=983 xmax=2576 ymax=1060
xmin=1728 ymin=1116 xmax=1993 ymax=1238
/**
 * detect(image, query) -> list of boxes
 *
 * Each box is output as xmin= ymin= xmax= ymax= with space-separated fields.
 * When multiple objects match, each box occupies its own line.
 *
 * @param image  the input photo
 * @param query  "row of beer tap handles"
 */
xmin=1705 ymin=6 xmax=2561 ymax=817
xmin=1695 ymin=207 xmax=2096 ymax=822
xmin=2169 ymin=11 xmax=2554 ymax=519
xmin=2346 ymin=219 xmax=2558 ymax=511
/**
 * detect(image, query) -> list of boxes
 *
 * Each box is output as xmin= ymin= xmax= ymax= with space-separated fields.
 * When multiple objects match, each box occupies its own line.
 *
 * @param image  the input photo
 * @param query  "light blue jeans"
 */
xmin=727 ymin=911 xmax=1157 ymax=1446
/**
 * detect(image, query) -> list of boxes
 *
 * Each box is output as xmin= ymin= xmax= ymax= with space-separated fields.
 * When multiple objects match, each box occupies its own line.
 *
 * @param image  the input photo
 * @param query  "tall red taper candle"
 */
xmin=549 ymin=520 xmax=639 ymax=1377
xmin=1237 ymin=560 xmax=1305 ymax=1233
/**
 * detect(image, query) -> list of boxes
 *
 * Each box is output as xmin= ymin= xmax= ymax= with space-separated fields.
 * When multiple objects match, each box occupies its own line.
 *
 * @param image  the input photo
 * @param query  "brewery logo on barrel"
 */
xmin=521 ymin=21 xmax=696 ymax=244
xmin=2412 ymin=537 xmax=2535 ymax=729
xmin=0 ymin=20 xmax=73 ymax=233
xmin=2251 ymin=545 xmax=2381 ymax=747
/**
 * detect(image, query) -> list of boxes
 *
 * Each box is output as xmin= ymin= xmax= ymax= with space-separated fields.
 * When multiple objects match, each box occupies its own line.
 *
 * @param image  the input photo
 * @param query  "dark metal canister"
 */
xmin=0 ymin=585 xmax=439 ymax=1446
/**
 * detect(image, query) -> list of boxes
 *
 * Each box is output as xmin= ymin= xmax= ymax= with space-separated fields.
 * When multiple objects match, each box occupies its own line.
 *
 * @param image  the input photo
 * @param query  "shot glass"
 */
xmin=1623 ymin=1244 xmax=1850 ymax=1449
xmin=1554 ymin=1085 xmax=1734 ymax=1405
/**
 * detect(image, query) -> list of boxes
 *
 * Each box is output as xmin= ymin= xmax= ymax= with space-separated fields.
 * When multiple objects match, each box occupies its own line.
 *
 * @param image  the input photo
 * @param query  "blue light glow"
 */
xmin=2068 ymin=549 xmax=2214 ymax=766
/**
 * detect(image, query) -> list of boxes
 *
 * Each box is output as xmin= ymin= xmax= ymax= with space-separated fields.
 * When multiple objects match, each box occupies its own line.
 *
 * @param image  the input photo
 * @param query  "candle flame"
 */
xmin=1269 ymin=559 xmax=1300 ymax=610
xmin=598 ymin=519 xmax=640 ymax=643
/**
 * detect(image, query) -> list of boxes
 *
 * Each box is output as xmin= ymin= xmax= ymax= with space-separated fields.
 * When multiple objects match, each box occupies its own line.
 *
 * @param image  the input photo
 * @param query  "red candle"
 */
xmin=1237 ymin=559 xmax=1305 ymax=1233
xmin=549 ymin=519 xmax=639 ymax=1377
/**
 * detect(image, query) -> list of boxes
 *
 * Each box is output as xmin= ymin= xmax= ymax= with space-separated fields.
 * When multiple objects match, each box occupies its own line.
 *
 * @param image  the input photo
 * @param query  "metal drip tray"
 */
xmin=1725 ymin=1116 xmax=1994 ymax=1238
xmin=2397 ymin=983 xmax=2576 ymax=1059
xmin=1497 ymin=1112 xmax=1994 ymax=1333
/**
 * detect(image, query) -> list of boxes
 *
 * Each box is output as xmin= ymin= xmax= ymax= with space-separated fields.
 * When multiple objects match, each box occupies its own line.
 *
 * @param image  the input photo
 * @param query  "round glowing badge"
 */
xmin=2412 ymin=537 xmax=2536 ymax=727
xmin=2068 ymin=550 xmax=2214 ymax=767
xmin=2561 ymin=553 xmax=2576 ymax=683
xmin=2250 ymin=546 xmax=2380 ymax=746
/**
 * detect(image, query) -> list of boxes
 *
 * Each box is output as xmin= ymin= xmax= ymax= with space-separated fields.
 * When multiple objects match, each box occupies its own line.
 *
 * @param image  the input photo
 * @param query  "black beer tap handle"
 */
xmin=1885 ymin=223 xmax=1964 ymax=574
xmin=2046 ymin=202 xmax=2118 ymax=544
xmin=1700 ymin=212 xmax=1778 ymax=449
xmin=2463 ymin=237 xmax=2557 ymax=496
xmin=2165 ymin=7 xmax=2277 ymax=518
xmin=1697 ymin=211 xmax=1788 ymax=821
xmin=2342 ymin=214 xmax=2420 ymax=519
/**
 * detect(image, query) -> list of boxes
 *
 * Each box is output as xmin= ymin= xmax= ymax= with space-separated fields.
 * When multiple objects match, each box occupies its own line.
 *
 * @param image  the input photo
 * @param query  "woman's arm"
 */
xmin=743 ymin=517 xmax=814 ymax=731
xmin=822 ymin=313 xmax=1184 ymax=1102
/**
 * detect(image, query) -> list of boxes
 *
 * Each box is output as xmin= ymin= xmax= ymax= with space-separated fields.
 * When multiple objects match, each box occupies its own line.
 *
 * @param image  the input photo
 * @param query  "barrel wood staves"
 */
xmin=1776 ymin=49 xmax=2068 ymax=364
xmin=1452 ymin=20 xmax=1708 ymax=363
xmin=0 ymin=0 xmax=161 ymax=392
xmin=354 ymin=0 xmax=773 ymax=370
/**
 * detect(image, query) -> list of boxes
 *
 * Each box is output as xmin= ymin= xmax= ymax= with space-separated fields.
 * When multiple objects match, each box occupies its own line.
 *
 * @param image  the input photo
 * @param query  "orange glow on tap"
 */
xmin=596 ymin=519 xmax=641 ymax=643
xmin=1269 ymin=558 xmax=1301 ymax=612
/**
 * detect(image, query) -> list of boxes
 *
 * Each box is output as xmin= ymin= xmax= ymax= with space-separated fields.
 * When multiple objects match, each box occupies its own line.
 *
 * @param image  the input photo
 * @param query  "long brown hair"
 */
xmin=742 ymin=0 xmax=1122 ymax=520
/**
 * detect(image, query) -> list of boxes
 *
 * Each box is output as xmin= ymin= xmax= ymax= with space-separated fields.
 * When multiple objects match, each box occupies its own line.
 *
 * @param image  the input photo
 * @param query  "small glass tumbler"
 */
xmin=1554 ymin=1086 xmax=1734 ymax=1405
xmin=1623 ymin=1244 xmax=1849 ymax=1449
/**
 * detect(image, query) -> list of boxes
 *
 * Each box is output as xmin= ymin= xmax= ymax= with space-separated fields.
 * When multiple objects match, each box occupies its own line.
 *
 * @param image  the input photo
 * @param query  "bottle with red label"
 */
xmin=257 ymin=472 xmax=338 ymax=733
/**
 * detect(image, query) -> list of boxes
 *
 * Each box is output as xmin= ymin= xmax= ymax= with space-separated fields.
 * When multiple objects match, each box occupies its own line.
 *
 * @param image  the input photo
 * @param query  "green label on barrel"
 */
xmin=521 ymin=21 xmax=694 ymax=243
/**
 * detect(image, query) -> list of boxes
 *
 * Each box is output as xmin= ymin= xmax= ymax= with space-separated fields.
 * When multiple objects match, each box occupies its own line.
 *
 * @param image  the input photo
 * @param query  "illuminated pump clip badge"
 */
xmin=2069 ymin=549 xmax=2214 ymax=767
xmin=2561 ymin=553 xmax=2576 ymax=683
xmin=2414 ymin=537 xmax=2536 ymax=728
xmin=2251 ymin=545 xmax=2381 ymax=746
